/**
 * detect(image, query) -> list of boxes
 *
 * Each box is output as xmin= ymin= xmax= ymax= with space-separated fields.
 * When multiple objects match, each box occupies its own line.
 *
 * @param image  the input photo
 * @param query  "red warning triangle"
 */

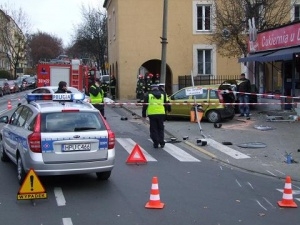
xmin=126 ymin=144 xmax=147 ymax=164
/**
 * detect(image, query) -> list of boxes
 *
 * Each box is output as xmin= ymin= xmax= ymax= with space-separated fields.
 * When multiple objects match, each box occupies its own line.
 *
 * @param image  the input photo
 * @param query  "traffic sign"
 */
xmin=17 ymin=169 xmax=47 ymax=200
xmin=185 ymin=87 xmax=203 ymax=96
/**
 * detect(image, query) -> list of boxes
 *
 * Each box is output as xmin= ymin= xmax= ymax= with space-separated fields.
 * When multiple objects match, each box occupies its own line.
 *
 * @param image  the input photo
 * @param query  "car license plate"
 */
xmin=62 ymin=144 xmax=91 ymax=151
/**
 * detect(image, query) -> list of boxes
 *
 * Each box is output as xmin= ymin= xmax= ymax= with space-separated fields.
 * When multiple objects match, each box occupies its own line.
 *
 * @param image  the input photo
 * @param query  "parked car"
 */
xmin=0 ymin=93 xmax=115 ymax=184
xmin=15 ymin=76 xmax=30 ymax=91
xmin=2 ymin=80 xmax=11 ymax=95
xmin=167 ymin=85 xmax=235 ymax=123
xmin=29 ymin=86 xmax=91 ymax=103
xmin=5 ymin=80 xmax=20 ymax=93
xmin=24 ymin=77 xmax=37 ymax=89
xmin=0 ymin=80 xmax=5 ymax=97
xmin=218 ymin=79 xmax=258 ymax=111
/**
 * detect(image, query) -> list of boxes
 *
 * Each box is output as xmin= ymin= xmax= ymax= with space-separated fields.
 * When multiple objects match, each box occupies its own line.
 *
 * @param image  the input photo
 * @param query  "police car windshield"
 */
xmin=41 ymin=112 xmax=104 ymax=132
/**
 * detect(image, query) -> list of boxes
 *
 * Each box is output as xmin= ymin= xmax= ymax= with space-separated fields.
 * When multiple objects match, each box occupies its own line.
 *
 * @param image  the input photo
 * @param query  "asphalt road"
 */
xmin=0 ymin=92 xmax=299 ymax=225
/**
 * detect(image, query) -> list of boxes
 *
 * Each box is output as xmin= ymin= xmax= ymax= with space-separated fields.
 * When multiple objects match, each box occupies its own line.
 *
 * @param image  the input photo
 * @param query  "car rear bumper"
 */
xmin=23 ymin=150 xmax=115 ymax=176
xmin=218 ymin=106 xmax=235 ymax=119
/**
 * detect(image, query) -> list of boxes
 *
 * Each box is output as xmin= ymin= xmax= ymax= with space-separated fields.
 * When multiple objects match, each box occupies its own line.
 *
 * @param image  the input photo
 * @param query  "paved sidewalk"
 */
xmin=114 ymin=99 xmax=300 ymax=182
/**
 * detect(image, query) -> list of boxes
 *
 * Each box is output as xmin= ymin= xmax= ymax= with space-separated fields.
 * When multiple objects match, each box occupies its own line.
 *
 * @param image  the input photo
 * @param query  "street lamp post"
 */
xmin=160 ymin=0 xmax=168 ymax=84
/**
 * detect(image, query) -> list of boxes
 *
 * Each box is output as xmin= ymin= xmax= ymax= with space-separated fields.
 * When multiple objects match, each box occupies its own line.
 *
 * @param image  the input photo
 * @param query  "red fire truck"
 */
xmin=36 ymin=59 xmax=96 ymax=94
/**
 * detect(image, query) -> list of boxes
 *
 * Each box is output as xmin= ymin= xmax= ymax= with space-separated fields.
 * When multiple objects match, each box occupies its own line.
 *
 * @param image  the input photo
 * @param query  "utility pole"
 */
xmin=160 ymin=0 xmax=168 ymax=84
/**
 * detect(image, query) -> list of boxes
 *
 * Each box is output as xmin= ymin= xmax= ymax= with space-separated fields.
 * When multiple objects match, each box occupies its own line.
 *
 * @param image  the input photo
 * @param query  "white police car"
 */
xmin=0 ymin=93 xmax=115 ymax=184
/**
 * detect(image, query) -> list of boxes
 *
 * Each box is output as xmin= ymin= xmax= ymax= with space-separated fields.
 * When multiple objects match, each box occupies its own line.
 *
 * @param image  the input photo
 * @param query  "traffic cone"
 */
xmin=145 ymin=176 xmax=164 ymax=209
xmin=7 ymin=100 xmax=12 ymax=110
xmin=278 ymin=176 xmax=298 ymax=208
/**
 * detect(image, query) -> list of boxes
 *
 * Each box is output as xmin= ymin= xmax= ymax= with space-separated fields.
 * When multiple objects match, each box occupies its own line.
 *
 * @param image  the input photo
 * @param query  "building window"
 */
xmin=193 ymin=44 xmax=216 ymax=75
xmin=197 ymin=49 xmax=212 ymax=75
xmin=193 ymin=1 xmax=214 ymax=34
xmin=197 ymin=5 xmax=211 ymax=31
xmin=295 ymin=5 xmax=300 ymax=21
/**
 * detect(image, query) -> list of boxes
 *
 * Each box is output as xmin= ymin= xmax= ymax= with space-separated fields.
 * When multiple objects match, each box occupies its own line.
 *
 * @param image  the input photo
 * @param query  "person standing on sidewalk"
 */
xmin=110 ymin=74 xmax=116 ymax=100
xmin=142 ymin=84 xmax=170 ymax=148
xmin=237 ymin=73 xmax=251 ymax=119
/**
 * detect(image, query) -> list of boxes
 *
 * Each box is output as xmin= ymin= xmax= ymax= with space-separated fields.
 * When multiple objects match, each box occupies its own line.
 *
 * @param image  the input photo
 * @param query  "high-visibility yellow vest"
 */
xmin=147 ymin=93 xmax=165 ymax=115
xmin=89 ymin=85 xmax=104 ymax=104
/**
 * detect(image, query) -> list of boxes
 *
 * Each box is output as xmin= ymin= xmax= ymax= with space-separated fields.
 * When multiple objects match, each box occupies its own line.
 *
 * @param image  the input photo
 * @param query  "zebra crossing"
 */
xmin=116 ymin=138 xmax=200 ymax=162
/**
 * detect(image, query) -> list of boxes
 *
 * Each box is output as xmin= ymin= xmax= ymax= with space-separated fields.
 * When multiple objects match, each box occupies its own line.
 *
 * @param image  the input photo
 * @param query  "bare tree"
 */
xmin=210 ymin=0 xmax=296 ymax=58
xmin=73 ymin=5 xmax=107 ymax=73
xmin=28 ymin=31 xmax=63 ymax=66
xmin=0 ymin=4 xmax=31 ymax=78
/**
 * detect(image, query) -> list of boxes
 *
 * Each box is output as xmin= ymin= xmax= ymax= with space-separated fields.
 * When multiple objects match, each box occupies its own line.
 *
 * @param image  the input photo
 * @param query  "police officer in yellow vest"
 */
xmin=89 ymin=78 xmax=105 ymax=117
xmin=142 ymin=84 xmax=171 ymax=148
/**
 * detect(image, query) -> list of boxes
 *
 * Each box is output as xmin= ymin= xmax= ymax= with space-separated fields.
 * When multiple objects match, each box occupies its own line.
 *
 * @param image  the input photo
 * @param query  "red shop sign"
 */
xmin=252 ymin=22 xmax=300 ymax=52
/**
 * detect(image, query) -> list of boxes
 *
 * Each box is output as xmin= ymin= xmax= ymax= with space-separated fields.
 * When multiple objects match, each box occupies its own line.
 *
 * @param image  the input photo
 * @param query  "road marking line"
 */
xmin=256 ymin=200 xmax=267 ymax=211
xmin=116 ymin=138 xmax=157 ymax=161
xmin=274 ymin=169 xmax=285 ymax=175
xmin=235 ymin=179 xmax=242 ymax=187
xmin=296 ymin=198 xmax=300 ymax=202
xmin=207 ymin=139 xmax=250 ymax=159
xmin=276 ymin=189 xmax=300 ymax=195
xmin=62 ymin=218 xmax=73 ymax=225
xmin=263 ymin=197 xmax=275 ymax=208
xmin=162 ymin=142 xmax=201 ymax=162
xmin=247 ymin=182 xmax=254 ymax=189
xmin=54 ymin=187 xmax=66 ymax=206
xmin=184 ymin=141 xmax=216 ymax=159
xmin=266 ymin=170 xmax=276 ymax=176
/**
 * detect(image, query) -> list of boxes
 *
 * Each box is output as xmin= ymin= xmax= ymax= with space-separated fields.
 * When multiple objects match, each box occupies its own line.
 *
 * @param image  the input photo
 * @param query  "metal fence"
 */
xmin=178 ymin=75 xmax=240 ymax=90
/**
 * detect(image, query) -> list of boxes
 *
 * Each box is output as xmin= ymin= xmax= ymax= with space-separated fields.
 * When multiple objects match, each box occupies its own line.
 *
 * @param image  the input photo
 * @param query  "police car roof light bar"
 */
xmin=26 ymin=93 xmax=85 ymax=103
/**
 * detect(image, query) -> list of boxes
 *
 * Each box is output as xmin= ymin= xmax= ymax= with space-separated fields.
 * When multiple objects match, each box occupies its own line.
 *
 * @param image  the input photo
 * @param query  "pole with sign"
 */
xmin=189 ymin=71 xmax=206 ymax=146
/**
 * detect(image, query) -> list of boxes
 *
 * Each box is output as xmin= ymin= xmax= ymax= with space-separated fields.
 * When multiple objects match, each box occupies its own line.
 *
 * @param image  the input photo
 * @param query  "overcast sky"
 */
xmin=6 ymin=0 xmax=105 ymax=47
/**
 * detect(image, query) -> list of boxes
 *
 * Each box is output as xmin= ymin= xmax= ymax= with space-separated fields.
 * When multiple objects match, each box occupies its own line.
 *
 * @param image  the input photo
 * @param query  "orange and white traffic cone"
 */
xmin=7 ymin=100 xmax=12 ymax=110
xmin=278 ymin=176 xmax=298 ymax=208
xmin=145 ymin=176 xmax=165 ymax=209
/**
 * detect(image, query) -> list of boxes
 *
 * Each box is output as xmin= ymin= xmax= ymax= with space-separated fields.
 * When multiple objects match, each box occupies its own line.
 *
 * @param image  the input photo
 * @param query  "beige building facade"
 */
xmin=103 ymin=0 xmax=241 ymax=99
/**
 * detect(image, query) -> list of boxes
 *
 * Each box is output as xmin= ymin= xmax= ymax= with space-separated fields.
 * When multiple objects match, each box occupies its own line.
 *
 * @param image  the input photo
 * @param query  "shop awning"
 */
xmin=238 ymin=46 xmax=300 ymax=63
xmin=238 ymin=51 xmax=272 ymax=63
xmin=258 ymin=46 xmax=300 ymax=62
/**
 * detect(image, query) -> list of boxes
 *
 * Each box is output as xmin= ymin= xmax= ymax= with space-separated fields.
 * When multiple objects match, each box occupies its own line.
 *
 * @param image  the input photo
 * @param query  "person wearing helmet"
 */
xmin=89 ymin=78 xmax=105 ymax=117
xmin=55 ymin=81 xmax=72 ymax=93
xmin=154 ymin=73 xmax=160 ymax=84
xmin=145 ymin=73 xmax=153 ymax=93
xmin=136 ymin=74 xmax=145 ymax=103
xmin=142 ymin=84 xmax=171 ymax=148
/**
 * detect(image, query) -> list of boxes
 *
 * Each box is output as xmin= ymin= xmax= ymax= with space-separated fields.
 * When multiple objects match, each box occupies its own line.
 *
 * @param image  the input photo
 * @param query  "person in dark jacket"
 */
xmin=136 ymin=74 xmax=145 ymax=103
xmin=110 ymin=74 xmax=117 ymax=100
xmin=55 ymin=81 xmax=72 ymax=93
xmin=142 ymin=84 xmax=171 ymax=148
xmin=237 ymin=73 xmax=251 ymax=119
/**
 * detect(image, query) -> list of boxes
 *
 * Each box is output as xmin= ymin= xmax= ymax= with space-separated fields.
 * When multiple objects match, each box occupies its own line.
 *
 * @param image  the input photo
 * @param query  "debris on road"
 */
xmin=266 ymin=115 xmax=297 ymax=122
xmin=254 ymin=125 xmax=275 ymax=131
xmin=237 ymin=142 xmax=267 ymax=148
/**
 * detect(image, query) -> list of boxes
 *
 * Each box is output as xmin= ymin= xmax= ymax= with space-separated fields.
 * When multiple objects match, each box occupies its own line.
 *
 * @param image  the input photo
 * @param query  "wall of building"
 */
xmin=105 ymin=0 xmax=241 ymax=99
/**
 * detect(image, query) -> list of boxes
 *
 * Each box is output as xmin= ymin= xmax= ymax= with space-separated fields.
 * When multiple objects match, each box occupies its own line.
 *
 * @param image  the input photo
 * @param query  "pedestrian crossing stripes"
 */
xmin=116 ymin=138 xmax=157 ymax=162
xmin=116 ymin=138 xmax=200 ymax=162
xmin=207 ymin=139 xmax=250 ymax=159
xmin=148 ymin=139 xmax=201 ymax=162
